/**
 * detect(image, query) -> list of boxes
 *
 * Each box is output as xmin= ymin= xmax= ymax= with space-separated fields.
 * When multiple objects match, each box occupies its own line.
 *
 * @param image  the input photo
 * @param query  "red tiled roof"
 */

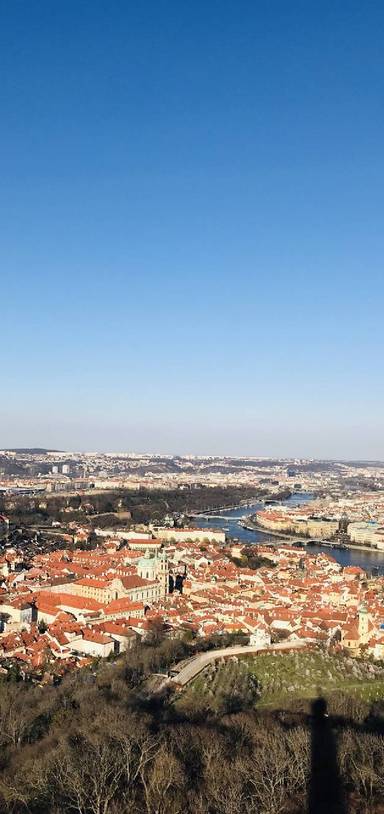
xmin=105 ymin=597 xmax=143 ymax=613
xmin=82 ymin=629 xmax=113 ymax=645
xmin=121 ymin=576 xmax=157 ymax=590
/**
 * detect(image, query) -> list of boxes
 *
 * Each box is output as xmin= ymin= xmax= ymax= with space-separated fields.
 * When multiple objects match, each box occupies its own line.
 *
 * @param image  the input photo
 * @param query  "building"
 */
xmin=342 ymin=605 xmax=373 ymax=654
xmin=0 ymin=599 xmax=35 ymax=630
xmin=137 ymin=549 xmax=169 ymax=597
xmin=249 ymin=625 xmax=271 ymax=647
xmin=70 ymin=629 xmax=114 ymax=658
xmin=94 ymin=529 xmax=153 ymax=543
xmin=103 ymin=598 xmax=144 ymax=620
xmin=348 ymin=521 xmax=384 ymax=549
xmin=255 ymin=510 xmax=339 ymax=539
xmin=153 ymin=527 xmax=226 ymax=544
xmin=49 ymin=574 xmax=162 ymax=605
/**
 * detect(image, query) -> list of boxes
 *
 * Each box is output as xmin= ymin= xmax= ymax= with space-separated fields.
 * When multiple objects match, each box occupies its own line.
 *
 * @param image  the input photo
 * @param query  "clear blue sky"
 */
xmin=1 ymin=0 xmax=384 ymax=457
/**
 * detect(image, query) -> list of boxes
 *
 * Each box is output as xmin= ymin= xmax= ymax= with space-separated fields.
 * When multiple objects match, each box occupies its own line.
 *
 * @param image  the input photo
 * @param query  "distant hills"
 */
xmin=3 ymin=448 xmax=63 ymax=454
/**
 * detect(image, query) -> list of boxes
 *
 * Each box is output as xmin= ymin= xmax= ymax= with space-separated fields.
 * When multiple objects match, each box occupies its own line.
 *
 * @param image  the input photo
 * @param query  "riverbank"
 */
xmin=242 ymin=520 xmax=384 ymax=554
xmin=194 ymin=493 xmax=384 ymax=573
xmin=188 ymin=488 xmax=292 ymax=519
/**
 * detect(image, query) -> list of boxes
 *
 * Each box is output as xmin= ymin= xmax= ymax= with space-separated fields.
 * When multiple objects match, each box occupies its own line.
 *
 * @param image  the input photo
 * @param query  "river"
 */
xmin=195 ymin=492 xmax=384 ymax=575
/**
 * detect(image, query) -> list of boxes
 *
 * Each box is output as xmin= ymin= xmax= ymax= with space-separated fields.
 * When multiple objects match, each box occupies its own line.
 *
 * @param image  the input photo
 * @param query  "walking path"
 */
xmin=170 ymin=640 xmax=308 ymax=687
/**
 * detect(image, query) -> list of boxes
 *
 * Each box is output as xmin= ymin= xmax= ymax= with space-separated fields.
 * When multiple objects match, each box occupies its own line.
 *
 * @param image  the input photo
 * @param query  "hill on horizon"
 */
xmin=2 ymin=448 xmax=63 ymax=455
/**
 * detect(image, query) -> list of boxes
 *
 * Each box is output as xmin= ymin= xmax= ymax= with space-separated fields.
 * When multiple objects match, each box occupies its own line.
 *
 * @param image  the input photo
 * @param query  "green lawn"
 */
xmin=178 ymin=650 xmax=384 ymax=713
xmin=244 ymin=650 xmax=384 ymax=707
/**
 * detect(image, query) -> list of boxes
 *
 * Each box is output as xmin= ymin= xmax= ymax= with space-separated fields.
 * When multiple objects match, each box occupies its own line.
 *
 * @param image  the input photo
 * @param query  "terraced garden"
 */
xmin=177 ymin=649 xmax=384 ymax=713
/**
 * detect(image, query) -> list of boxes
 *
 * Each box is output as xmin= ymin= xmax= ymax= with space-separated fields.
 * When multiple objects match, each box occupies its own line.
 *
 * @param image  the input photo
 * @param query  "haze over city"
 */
xmin=2 ymin=0 xmax=384 ymax=457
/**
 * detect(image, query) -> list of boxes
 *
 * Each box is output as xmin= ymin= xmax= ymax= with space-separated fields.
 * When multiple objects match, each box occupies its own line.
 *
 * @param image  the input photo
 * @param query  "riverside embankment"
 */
xmin=195 ymin=492 xmax=384 ymax=574
xmin=188 ymin=488 xmax=292 ymax=520
xmin=244 ymin=520 xmax=384 ymax=554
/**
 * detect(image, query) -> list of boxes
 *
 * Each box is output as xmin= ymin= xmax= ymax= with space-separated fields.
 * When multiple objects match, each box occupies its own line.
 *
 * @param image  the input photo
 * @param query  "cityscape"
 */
xmin=3 ymin=0 xmax=384 ymax=811
xmin=2 ymin=451 xmax=384 ymax=675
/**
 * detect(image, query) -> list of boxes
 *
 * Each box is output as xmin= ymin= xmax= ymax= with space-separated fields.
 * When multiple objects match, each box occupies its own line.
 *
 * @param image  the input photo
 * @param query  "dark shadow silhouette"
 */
xmin=275 ymin=693 xmax=384 ymax=814
xmin=308 ymin=695 xmax=346 ymax=814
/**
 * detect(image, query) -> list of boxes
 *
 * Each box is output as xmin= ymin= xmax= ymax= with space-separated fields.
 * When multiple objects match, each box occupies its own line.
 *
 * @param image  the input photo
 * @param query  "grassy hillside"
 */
xmin=179 ymin=649 xmax=384 ymax=714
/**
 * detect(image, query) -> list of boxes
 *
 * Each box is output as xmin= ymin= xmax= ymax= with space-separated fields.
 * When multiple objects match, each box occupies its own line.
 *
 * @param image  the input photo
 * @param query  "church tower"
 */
xmin=156 ymin=550 xmax=169 ymax=597
xmin=358 ymin=604 xmax=369 ymax=642
xmin=137 ymin=549 xmax=169 ymax=598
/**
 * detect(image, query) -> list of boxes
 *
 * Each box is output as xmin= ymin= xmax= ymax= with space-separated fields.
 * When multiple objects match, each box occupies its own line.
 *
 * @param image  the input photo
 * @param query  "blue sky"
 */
xmin=1 ymin=0 xmax=384 ymax=457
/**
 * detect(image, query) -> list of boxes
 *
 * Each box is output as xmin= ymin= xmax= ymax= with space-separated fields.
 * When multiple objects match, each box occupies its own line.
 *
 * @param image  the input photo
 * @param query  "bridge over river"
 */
xmin=190 ymin=513 xmax=246 ymax=521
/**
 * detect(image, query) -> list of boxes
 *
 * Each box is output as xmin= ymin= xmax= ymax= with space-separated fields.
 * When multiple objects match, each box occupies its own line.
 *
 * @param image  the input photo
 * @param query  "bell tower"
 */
xmin=358 ymin=604 xmax=369 ymax=642
xmin=156 ymin=550 xmax=169 ymax=597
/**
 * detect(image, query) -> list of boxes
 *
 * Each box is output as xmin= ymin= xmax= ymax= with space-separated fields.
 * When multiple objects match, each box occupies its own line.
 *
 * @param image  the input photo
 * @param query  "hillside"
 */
xmin=0 ymin=639 xmax=384 ymax=813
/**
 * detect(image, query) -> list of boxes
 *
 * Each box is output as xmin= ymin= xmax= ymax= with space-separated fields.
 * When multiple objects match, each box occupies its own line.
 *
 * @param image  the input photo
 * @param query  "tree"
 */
xmin=146 ymin=618 xmax=166 ymax=647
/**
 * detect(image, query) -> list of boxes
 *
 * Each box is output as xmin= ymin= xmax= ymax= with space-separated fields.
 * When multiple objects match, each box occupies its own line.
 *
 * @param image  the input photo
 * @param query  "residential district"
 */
xmin=1 ymin=517 xmax=384 ymax=681
xmin=1 ymin=449 xmax=384 ymax=495
xmin=255 ymin=492 xmax=384 ymax=548
xmin=1 ymin=451 xmax=384 ymax=683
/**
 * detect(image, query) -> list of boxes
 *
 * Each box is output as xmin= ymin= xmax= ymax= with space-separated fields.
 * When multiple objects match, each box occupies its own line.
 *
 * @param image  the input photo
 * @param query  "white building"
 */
xmin=153 ymin=527 xmax=226 ymax=544
xmin=137 ymin=549 xmax=169 ymax=596
xmin=348 ymin=521 xmax=384 ymax=549
xmin=70 ymin=630 xmax=114 ymax=658
xmin=249 ymin=625 xmax=271 ymax=647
